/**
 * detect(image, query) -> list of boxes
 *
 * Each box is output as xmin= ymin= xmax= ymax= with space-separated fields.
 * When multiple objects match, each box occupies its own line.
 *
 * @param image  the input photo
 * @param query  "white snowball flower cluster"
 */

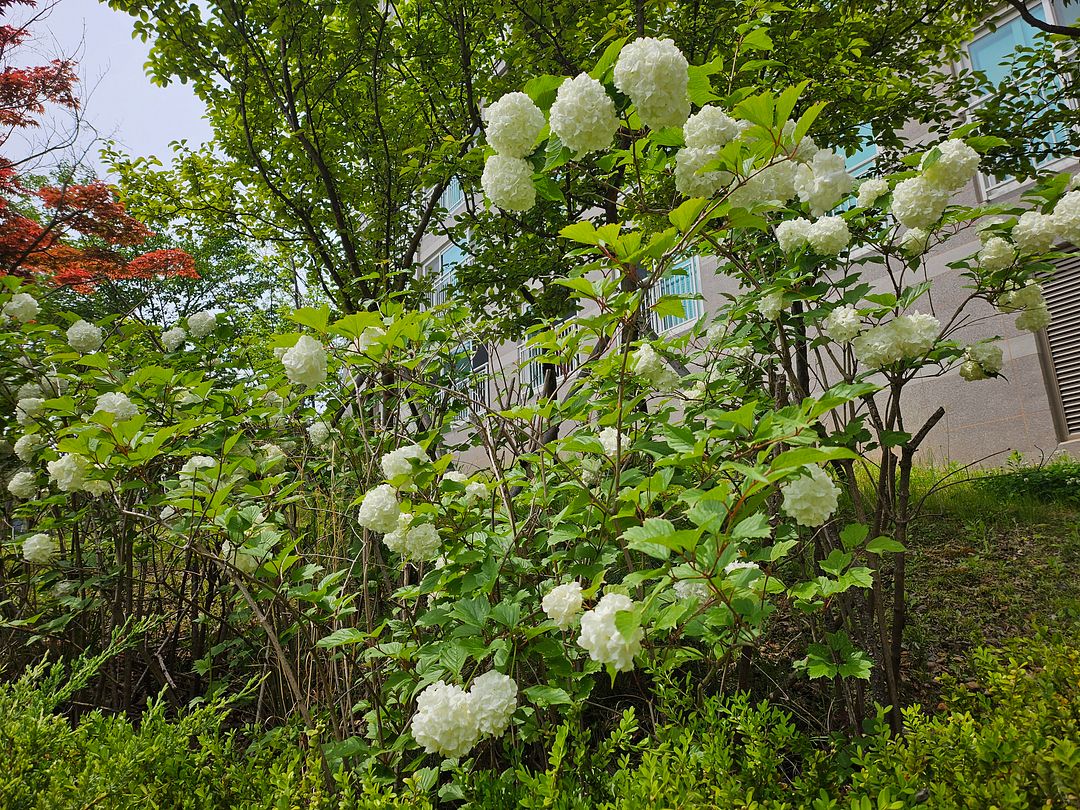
xmin=307 ymin=421 xmax=331 ymax=447
xmin=380 ymin=443 xmax=430 ymax=481
xmin=856 ymin=177 xmax=890 ymax=209
xmin=67 ymin=320 xmax=103 ymax=353
xmin=794 ymin=150 xmax=853 ymax=215
xmin=23 ymin=533 xmax=58 ymax=565
xmin=673 ymin=577 xmax=710 ymax=602
xmin=3 ymin=292 xmax=39 ymax=322
xmin=683 ymin=106 xmax=741 ymax=149
xmin=161 ymin=326 xmax=187 ymax=352
xmin=851 ymin=312 xmax=940 ymax=368
xmin=282 ymin=335 xmax=327 ymax=387
xmin=758 ymin=291 xmax=784 ymax=321
xmin=806 ymin=216 xmax=851 ymax=255
xmin=411 ymin=681 xmax=478 ymax=759
xmin=357 ymin=483 xmax=401 ymax=533
xmin=598 ymin=426 xmax=629 ymax=458
xmin=481 ymin=154 xmax=536 ymax=212
xmin=464 ymin=480 xmax=488 ymax=504
xmin=1011 ymin=212 xmax=1057 ymax=255
xmin=1055 ymin=191 xmax=1080 ymax=245
xmin=94 ymin=392 xmax=139 ymax=421
xmin=356 ymin=325 xmax=386 ymax=354
xmin=890 ymin=176 xmax=949 ymax=230
xmin=47 ymin=453 xmax=89 ymax=492
xmin=999 ymin=283 xmax=1051 ymax=332
xmin=614 ymin=37 xmax=689 ymax=130
xmin=16 ymin=396 xmax=44 ymax=426
xmin=8 ymin=469 xmax=36 ymax=500
xmin=977 ymin=236 xmax=1016 ymax=272
xmin=411 ymin=671 xmax=519 ymax=759
xmin=900 ymin=227 xmax=930 ymax=256
xmin=469 ymin=671 xmax=518 ymax=737
xmin=187 ymin=310 xmax=217 ymax=338
xmin=921 ymin=139 xmax=980 ymax=191
xmin=631 ymin=342 xmax=678 ymax=389
xmin=725 ymin=559 xmax=761 ymax=575
xmin=674 ymin=146 xmax=731 ymax=198
xmin=549 ymin=73 xmax=618 ymax=155
xmin=542 ymin=581 xmax=584 ymax=628
xmin=383 ymin=513 xmax=442 ymax=562
xmin=577 ymin=592 xmax=643 ymax=672
xmin=776 ymin=218 xmax=811 ymax=253
xmin=729 ymin=161 xmax=798 ymax=209
xmin=222 ymin=539 xmax=261 ymax=575
xmin=484 ymin=92 xmax=545 ymax=158
xmin=14 ymin=433 xmax=43 ymax=462
xmin=781 ymin=465 xmax=840 ymax=527
xmin=782 ymin=120 xmax=818 ymax=163
xmin=959 ymin=342 xmax=1004 ymax=381
xmin=823 ymin=304 xmax=861 ymax=344
xmin=180 ymin=455 xmax=216 ymax=480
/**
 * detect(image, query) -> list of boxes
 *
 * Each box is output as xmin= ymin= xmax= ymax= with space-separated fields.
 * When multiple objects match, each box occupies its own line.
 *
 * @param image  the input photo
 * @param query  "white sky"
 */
xmin=14 ymin=0 xmax=211 ymax=172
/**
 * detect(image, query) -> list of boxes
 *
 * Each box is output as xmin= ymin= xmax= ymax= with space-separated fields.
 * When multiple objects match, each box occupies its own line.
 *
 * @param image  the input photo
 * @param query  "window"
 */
xmin=1041 ymin=252 xmax=1080 ymax=440
xmin=845 ymin=123 xmax=877 ymax=178
xmin=448 ymin=340 xmax=488 ymax=420
xmin=647 ymin=256 xmax=704 ymax=333
xmin=429 ymin=242 xmax=465 ymax=307
xmin=440 ymin=177 xmax=465 ymax=211
xmin=519 ymin=321 xmax=578 ymax=397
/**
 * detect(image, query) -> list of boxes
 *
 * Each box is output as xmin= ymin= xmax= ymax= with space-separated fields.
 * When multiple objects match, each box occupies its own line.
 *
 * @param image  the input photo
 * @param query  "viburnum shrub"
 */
xmin=2 ymin=34 xmax=1078 ymax=789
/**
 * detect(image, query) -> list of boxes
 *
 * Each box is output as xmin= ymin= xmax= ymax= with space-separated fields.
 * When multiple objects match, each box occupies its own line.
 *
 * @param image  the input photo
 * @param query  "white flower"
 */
xmin=307 ymin=421 xmax=331 ymax=447
xmin=729 ymin=161 xmax=798 ymax=208
xmin=161 ymin=326 xmax=187 ymax=352
xmin=549 ymin=73 xmax=618 ymax=155
xmin=894 ymin=312 xmax=940 ymax=356
xmin=900 ymin=227 xmax=930 ymax=256
xmin=66 ymin=319 xmax=103 ymax=353
xmin=282 ymin=335 xmax=327 ymax=387
xmin=3 ymin=292 xmax=39 ymax=322
xmin=851 ymin=313 xmax=939 ymax=368
xmin=356 ymin=326 xmax=386 ymax=354
xmin=806 ymin=215 xmax=851 ymax=255
xmin=794 ymin=149 xmax=853 ymax=215
xmin=14 ymin=433 xmax=43 ymax=462
xmin=959 ymin=360 xmax=986 ymax=381
xmin=465 ymin=480 xmax=488 ymax=504
xmin=15 ymin=397 xmax=44 ymax=426
xmin=673 ymin=577 xmax=710 ymax=602
xmin=823 ymin=304 xmax=861 ymax=344
xmin=758 ymin=291 xmax=784 ymax=321
xmin=782 ymin=120 xmax=818 ymax=163
xmin=578 ymin=592 xmax=643 ymax=672
xmin=999 ymin=283 xmax=1051 ymax=332
xmin=260 ymin=443 xmax=286 ymax=467
xmin=388 ymin=519 xmax=441 ymax=562
xmin=781 ymin=465 xmax=840 ymax=527
xmin=411 ymin=681 xmax=480 ymax=759
xmin=468 ymin=671 xmax=518 ymax=737
xmin=381 ymin=443 xmax=430 ymax=481
xmin=674 ymin=146 xmax=731 ymax=198
xmin=94 ymin=392 xmax=139 ymax=421
xmin=921 ymin=139 xmax=980 ymax=191
xmin=222 ymin=539 xmax=261 ymax=575
xmin=683 ymin=106 xmax=741 ymax=149
xmin=542 ymin=581 xmax=584 ymax=629
xmin=776 ymin=218 xmax=811 ymax=253
xmin=8 ymin=469 xmax=36 ymax=499
xmin=484 ymin=92 xmax=545 ymax=158
xmin=83 ymin=478 xmax=111 ymax=497
xmin=1012 ymin=211 xmax=1057 ymax=254
xmin=357 ymin=483 xmax=401 ymax=534
xmin=631 ymin=342 xmax=678 ymax=389
xmin=856 ymin=177 xmax=890 ymax=209
xmin=614 ymin=37 xmax=689 ymax=130
xmin=442 ymin=470 xmax=467 ymax=487
xmin=1053 ymin=190 xmax=1080 ymax=246
xmin=724 ymin=559 xmax=761 ymax=575
xmin=977 ymin=236 xmax=1016 ymax=272
xmin=187 ymin=310 xmax=217 ymax=338
xmin=961 ymin=341 xmax=1003 ymax=381
xmin=23 ymin=533 xmax=58 ymax=565
xmin=1016 ymin=303 xmax=1052 ymax=332
xmin=481 ymin=154 xmax=535 ymax=212
xmin=47 ymin=453 xmax=88 ymax=492
xmin=180 ymin=455 xmax=217 ymax=479
xmin=598 ymin=426 xmax=628 ymax=458
xmin=890 ymin=176 xmax=949 ymax=229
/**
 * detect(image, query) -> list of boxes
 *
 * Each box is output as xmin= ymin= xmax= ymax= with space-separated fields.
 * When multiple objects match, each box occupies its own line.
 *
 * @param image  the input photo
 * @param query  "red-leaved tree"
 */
xmin=0 ymin=0 xmax=195 ymax=291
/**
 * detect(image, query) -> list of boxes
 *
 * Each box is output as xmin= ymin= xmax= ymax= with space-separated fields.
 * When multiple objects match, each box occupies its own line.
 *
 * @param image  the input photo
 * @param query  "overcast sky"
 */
xmin=17 ymin=0 xmax=211 ymax=172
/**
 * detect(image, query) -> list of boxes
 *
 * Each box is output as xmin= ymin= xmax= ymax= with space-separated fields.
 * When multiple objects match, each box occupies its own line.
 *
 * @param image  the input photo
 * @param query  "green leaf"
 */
xmin=741 ymin=27 xmax=774 ymax=52
xmin=866 ymin=536 xmax=908 ymax=554
xmin=589 ymin=37 xmax=627 ymax=81
xmin=559 ymin=221 xmax=599 ymax=245
xmin=316 ymin=628 xmax=371 ymax=648
xmin=614 ymin=607 xmax=641 ymax=641
xmin=771 ymin=446 xmax=856 ymax=470
xmin=669 ymin=197 xmax=710 ymax=232
xmin=524 ymin=74 xmax=566 ymax=111
xmin=534 ymin=175 xmax=566 ymax=204
xmin=732 ymin=512 xmax=771 ymax=540
xmin=290 ymin=305 xmax=330 ymax=333
xmin=840 ymin=523 xmax=869 ymax=550
xmin=524 ymin=685 xmax=573 ymax=706
xmin=820 ymin=549 xmax=852 ymax=576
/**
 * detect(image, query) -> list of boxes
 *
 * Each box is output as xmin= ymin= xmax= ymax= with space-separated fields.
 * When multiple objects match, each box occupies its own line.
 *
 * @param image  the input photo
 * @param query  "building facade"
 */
xmin=416 ymin=0 xmax=1080 ymax=466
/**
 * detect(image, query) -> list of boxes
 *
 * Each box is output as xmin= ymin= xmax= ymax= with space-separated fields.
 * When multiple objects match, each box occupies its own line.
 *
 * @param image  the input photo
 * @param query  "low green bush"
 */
xmin=978 ymin=454 xmax=1080 ymax=506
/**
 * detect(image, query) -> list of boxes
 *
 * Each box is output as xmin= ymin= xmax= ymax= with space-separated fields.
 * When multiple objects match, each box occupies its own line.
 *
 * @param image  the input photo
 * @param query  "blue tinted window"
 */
xmin=969 ymin=7 xmax=1045 ymax=86
xmin=846 ymin=123 xmax=877 ymax=175
xmin=655 ymin=258 xmax=703 ymax=332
